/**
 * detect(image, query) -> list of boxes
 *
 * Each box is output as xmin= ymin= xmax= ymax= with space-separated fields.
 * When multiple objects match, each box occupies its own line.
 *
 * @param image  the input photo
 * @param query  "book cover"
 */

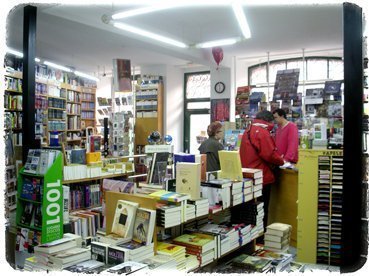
xmin=91 ymin=241 xmax=109 ymax=264
xmin=218 ymin=151 xmax=243 ymax=181
xmin=111 ymin=200 xmax=139 ymax=238
xmin=232 ymin=254 xmax=273 ymax=272
xmin=149 ymin=190 xmax=190 ymax=203
xmin=20 ymin=203 xmax=34 ymax=226
xmin=148 ymin=152 xmax=169 ymax=184
xmin=107 ymin=245 xmax=129 ymax=265
xmin=176 ymin=162 xmax=201 ymax=200
xmin=71 ymin=149 xmax=86 ymax=164
xmin=173 ymin=234 xmax=213 ymax=251
xmin=132 ymin=207 xmax=156 ymax=245
xmin=195 ymin=154 xmax=207 ymax=182
xmin=157 ymin=242 xmax=186 ymax=255
xmin=33 ymin=205 xmax=42 ymax=228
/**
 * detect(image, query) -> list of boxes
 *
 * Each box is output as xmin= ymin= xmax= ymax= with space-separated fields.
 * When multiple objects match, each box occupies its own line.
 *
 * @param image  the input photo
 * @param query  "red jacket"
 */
xmin=239 ymin=119 xmax=284 ymax=185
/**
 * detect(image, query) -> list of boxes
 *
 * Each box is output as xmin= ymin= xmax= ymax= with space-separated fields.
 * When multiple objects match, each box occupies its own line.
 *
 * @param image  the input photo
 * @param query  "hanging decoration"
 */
xmin=212 ymin=47 xmax=224 ymax=69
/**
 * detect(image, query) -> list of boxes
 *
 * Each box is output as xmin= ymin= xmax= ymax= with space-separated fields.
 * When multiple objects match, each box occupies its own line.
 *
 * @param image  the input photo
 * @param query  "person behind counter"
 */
xmin=272 ymin=108 xmax=299 ymax=163
xmin=239 ymin=110 xmax=284 ymax=239
xmin=198 ymin=121 xmax=224 ymax=172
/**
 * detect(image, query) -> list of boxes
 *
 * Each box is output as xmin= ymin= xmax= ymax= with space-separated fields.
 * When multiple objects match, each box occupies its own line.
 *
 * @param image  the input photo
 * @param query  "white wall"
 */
xmin=166 ymin=65 xmax=184 ymax=153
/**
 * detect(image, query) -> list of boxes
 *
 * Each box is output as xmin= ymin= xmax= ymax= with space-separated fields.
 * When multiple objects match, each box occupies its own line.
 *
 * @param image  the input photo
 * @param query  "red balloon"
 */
xmin=212 ymin=47 xmax=223 ymax=67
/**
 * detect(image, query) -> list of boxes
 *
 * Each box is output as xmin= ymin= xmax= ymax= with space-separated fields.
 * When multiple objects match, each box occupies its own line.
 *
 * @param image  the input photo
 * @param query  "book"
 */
xmin=218 ymin=151 xmax=243 ymax=181
xmin=176 ymin=162 xmax=201 ymax=200
xmin=33 ymin=205 xmax=42 ymax=228
xmin=252 ymin=249 xmax=293 ymax=271
xmin=149 ymin=190 xmax=190 ymax=202
xmin=34 ymin=234 xmax=82 ymax=254
xmin=148 ymin=152 xmax=169 ymax=184
xmin=195 ymin=154 xmax=207 ymax=182
xmin=47 ymin=247 xmax=91 ymax=267
xmin=91 ymin=241 xmax=109 ymax=264
xmin=132 ymin=207 xmax=156 ymax=245
xmin=201 ymin=179 xmax=232 ymax=188
xmin=71 ymin=149 xmax=86 ymax=164
xmin=242 ymin=168 xmax=263 ymax=179
xmin=117 ymin=240 xmax=151 ymax=255
xmin=107 ymin=245 xmax=129 ymax=265
xmin=266 ymin=223 xmax=292 ymax=237
xmin=64 ymin=259 xmax=105 ymax=273
xmin=232 ymin=254 xmax=273 ymax=272
xmin=173 ymin=234 xmax=215 ymax=253
xmin=103 ymin=261 xmax=148 ymax=275
xmin=20 ymin=203 xmax=34 ymax=226
xmin=111 ymin=200 xmax=139 ymax=238
xmin=62 ymin=185 xmax=70 ymax=224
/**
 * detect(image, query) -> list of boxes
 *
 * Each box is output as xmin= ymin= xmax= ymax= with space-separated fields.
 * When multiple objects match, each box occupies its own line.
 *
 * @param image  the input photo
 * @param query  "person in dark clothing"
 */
xmin=198 ymin=121 xmax=224 ymax=172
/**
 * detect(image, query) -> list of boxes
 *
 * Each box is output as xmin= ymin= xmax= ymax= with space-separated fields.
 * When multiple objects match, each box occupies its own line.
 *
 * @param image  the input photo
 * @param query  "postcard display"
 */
xmin=317 ymin=153 xmax=343 ymax=265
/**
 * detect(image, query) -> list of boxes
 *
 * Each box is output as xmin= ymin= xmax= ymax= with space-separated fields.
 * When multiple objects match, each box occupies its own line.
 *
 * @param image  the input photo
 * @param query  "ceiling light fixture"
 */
xmin=74 ymin=71 xmax=100 ymax=82
xmin=197 ymin=38 xmax=240 ymax=48
xmin=113 ymin=22 xmax=188 ymax=48
xmin=232 ymin=1 xmax=251 ymax=39
xmin=44 ymin=61 xmax=72 ymax=72
xmin=112 ymin=5 xmax=175 ymax=20
xmin=6 ymin=47 xmax=41 ymax=62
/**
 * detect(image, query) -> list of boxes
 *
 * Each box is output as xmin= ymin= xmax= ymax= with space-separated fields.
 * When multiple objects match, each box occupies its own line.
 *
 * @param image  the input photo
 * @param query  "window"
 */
xmin=185 ymin=73 xmax=210 ymax=99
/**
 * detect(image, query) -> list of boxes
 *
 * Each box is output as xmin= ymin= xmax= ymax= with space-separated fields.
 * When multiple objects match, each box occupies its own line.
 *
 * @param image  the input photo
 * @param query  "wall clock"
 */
xmin=214 ymin=81 xmax=226 ymax=94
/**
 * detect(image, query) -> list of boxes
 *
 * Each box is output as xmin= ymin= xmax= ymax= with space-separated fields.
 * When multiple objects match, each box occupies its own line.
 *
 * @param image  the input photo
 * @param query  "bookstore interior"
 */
xmin=1 ymin=1 xmax=368 ymax=274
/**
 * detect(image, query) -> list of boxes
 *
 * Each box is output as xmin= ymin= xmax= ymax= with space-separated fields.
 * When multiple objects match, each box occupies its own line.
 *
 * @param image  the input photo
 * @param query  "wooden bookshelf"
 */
xmin=135 ymin=77 xmax=164 ymax=151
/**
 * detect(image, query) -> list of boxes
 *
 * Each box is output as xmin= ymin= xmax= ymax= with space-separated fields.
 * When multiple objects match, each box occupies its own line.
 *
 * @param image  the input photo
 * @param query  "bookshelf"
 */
xmin=81 ymin=86 xmax=96 ymax=129
xmin=296 ymin=149 xmax=343 ymax=265
xmin=16 ymin=150 xmax=64 ymax=244
xmin=135 ymin=76 xmax=164 ymax=152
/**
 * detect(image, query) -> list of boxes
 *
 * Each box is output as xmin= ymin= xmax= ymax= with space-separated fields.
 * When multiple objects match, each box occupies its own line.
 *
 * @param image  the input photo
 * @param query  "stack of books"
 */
xmin=231 ymin=201 xmax=264 ymax=239
xmin=187 ymin=198 xmax=209 ymax=217
xmin=243 ymin=178 xmax=254 ymax=203
xmin=201 ymin=178 xmax=232 ymax=209
xmin=24 ymin=256 xmax=49 ymax=272
xmin=186 ymin=204 xmax=196 ymax=220
xmin=264 ymin=223 xmax=292 ymax=252
xmin=156 ymin=203 xmax=182 ymax=228
xmin=234 ymin=223 xmax=252 ymax=246
xmin=199 ymin=223 xmax=239 ymax=256
xmin=33 ymin=233 xmax=90 ymax=271
xmin=231 ymin=254 xmax=273 ymax=273
xmin=117 ymin=240 xmax=154 ymax=262
xmin=141 ymin=254 xmax=177 ymax=272
xmin=156 ymin=242 xmax=186 ymax=271
xmin=231 ymin=180 xmax=243 ymax=206
xmin=173 ymin=233 xmax=216 ymax=267
xmin=184 ymin=253 xmax=200 ymax=272
xmin=242 ymin=168 xmax=263 ymax=198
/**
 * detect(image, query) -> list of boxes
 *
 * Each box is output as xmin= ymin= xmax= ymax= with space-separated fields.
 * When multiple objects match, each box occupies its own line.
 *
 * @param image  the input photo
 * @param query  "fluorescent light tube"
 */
xmin=112 ymin=5 xmax=174 ymax=20
xmin=197 ymin=38 xmax=239 ymax=48
xmin=232 ymin=1 xmax=251 ymax=39
xmin=44 ymin=61 xmax=72 ymax=72
xmin=7 ymin=48 xmax=41 ymax=62
xmin=6 ymin=48 xmax=23 ymax=57
xmin=113 ymin=22 xmax=187 ymax=48
xmin=74 ymin=71 xmax=100 ymax=82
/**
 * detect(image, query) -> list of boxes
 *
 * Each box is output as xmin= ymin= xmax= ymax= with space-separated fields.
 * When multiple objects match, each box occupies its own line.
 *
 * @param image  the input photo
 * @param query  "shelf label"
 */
xmin=43 ymin=179 xmax=63 ymax=243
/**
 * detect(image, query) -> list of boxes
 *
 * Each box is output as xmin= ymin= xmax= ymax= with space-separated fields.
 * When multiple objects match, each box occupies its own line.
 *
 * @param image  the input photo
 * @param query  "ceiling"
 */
xmin=5 ymin=2 xmax=344 ymax=78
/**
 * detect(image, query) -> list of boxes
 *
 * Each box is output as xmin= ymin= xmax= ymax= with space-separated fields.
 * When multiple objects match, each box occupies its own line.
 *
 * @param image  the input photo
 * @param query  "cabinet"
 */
xmin=16 ymin=150 xmax=64 ymax=244
xmin=135 ymin=76 xmax=164 ymax=150
xmin=297 ymin=149 xmax=343 ymax=265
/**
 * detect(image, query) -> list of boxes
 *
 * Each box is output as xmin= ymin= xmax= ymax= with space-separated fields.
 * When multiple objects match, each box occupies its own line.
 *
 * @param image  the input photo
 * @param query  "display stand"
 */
xmin=105 ymin=191 xmax=157 ymax=251
xmin=16 ymin=151 xmax=64 ymax=244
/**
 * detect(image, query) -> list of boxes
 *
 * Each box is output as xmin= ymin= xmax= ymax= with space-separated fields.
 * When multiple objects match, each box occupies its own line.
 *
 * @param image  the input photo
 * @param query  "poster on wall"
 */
xmin=273 ymin=69 xmax=300 ymax=101
xmin=113 ymin=59 xmax=132 ymax=92
xmin=211 ymin=99 xmax=230 ymax=122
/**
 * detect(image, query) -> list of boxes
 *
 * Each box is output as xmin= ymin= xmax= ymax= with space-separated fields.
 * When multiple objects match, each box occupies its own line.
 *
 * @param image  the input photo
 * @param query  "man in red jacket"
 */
xmin=239 ymin=110 xmax=284 ymax=240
